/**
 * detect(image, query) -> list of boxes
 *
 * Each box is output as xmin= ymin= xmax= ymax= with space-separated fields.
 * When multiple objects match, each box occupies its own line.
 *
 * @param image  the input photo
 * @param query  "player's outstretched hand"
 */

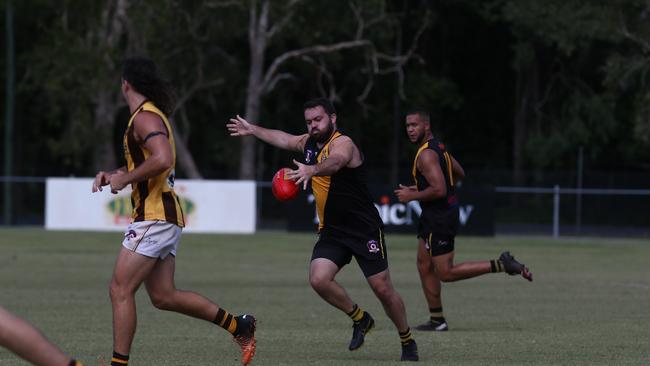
xmin=227 ymin=115 xmax=255 ymax=137
xmin=92 ymin=171 xmax=111 ymax=192
xmin=287 ymin=159 xmax=316 ymax=190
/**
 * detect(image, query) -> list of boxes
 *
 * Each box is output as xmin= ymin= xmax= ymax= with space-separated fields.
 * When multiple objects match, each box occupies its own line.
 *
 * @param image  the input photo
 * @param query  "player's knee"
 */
xmin=308 ymin=276 xmax=324 ymax=291
xmin=436 ymin=266 xmax=458 ymax=282
xmin=437 ymin=268 xmax=456 ymax=282
xmin=372 ymin=283 xmax=394 ymax=301
xmin=150 ymin=293 xmax=174 ymax=310
xmin=309 ymin=273 xmax=330 ymax=292
xmin=109 ymin=281 xmax=129 ymax=302
xmin=416 ymin=256 xmax=430 ymax=273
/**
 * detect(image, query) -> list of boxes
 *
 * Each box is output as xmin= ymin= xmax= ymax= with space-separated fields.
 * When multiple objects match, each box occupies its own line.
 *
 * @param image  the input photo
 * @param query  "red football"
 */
xmin=272 ymin=167 xmax=299 ymax=201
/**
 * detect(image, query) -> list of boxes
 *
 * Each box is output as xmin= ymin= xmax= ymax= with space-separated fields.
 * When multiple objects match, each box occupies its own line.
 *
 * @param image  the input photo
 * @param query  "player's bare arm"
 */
xmin=450 ymin=154 xmax=465 ymax=180
xmin=286 ymin=136 xmax=354 ymax=189
xmin=395 ymin=149 xmax=446 ymax=203
xmin=227 ymin=115 xmax=308 ymax=152
xmin=109 ymin=111 xmax=173 ymax=193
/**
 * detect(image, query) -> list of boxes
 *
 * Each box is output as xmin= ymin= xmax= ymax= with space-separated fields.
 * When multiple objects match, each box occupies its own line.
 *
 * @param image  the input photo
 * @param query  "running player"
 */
xmin=394 ymin=108 xmax=533 ymax=331
xmin=92 ymin=57 xmax=256 ymax=366
xmin=227 ymin=98 xmax=419 ymax=361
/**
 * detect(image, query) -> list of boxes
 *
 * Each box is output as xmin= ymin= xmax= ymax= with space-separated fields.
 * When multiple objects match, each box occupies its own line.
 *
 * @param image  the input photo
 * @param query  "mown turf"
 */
xmin=1 ymin=229 xmax=649 ymax=365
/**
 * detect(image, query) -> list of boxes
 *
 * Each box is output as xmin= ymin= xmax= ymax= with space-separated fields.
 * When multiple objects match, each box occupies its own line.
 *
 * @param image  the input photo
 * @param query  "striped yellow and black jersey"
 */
xmin=304 ymin=131 xmax=383 ymax=239
xmin=412 ymin=138 xmax=458 ymax=236
xmin=123 ymin=101 xmax=185 ymax=227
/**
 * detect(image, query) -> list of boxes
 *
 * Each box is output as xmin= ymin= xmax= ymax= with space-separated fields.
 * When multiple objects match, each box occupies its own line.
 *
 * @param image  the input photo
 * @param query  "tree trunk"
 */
xmin=512 ymin=43 xmax=539 ymax=186
xmin=93 ymin=89 xmax=118 ymax=171
xmin=389 ymin=21 xmax=403 ymax=187
xmin=239 ymin=0 xmax=268 ymax=180
xmin=512 ymin=71 xmax=527 ymax=186
xmin=240 ymin=88 xmax=262 ymax=180
xmin=92 ymin=0 xmax=128 ymax=172
xmin=170 ymin=119 xmax=202 ymax=179
xmin=390 ymin=94 xmax=401 ymax=187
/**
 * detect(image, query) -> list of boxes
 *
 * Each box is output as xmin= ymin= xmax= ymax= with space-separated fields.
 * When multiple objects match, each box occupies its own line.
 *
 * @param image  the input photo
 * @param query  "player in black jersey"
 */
xmin=394 ymin=108 xmax=533 ymax=332
xmin=228 ymin=98 xmax=418 ymax=361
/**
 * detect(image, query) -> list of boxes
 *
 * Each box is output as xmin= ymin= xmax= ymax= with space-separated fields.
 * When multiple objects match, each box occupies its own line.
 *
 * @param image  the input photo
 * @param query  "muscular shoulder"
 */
xmin=330 ymin=134 xmax=362 ymax=167
xmin=331 ymin=134 xmax=354 ymax=147
xmin=133 ymin=111 xmax=168 ymax=142
xmin=329 ymin=135 xmax=357 ymax=156
xmin=417 ymin=148 xmax=439 ymax=170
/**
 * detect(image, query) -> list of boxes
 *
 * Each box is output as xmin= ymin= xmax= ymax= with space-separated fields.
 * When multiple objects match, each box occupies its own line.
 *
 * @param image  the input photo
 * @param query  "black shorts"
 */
xmin=311 ymin=229 xmax=388 ymax=278
xmin=418 ymin=232 xmax=455 ymax=257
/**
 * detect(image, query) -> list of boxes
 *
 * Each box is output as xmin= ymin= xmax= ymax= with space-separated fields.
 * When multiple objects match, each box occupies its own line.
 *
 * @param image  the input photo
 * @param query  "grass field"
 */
xmin=1 ymin=229 xmax=649 ymax=365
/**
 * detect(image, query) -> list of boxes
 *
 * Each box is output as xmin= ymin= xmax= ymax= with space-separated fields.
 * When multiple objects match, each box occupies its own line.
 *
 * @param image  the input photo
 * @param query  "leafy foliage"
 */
xmin=2 ymin=0 xmax=649 ymax=179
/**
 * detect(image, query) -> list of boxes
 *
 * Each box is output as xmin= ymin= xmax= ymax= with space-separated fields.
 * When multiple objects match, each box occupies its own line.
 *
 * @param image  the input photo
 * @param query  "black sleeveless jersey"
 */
xmin=412 ymin=138 xmax=459 ymax=236
xmin=304 ymin=131 xmax=383 ymax=239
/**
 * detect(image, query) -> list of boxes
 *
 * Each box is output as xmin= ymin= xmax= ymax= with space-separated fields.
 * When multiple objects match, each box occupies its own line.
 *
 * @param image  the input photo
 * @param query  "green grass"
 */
xmin=1 ymin=229 xmax=649 ymax=365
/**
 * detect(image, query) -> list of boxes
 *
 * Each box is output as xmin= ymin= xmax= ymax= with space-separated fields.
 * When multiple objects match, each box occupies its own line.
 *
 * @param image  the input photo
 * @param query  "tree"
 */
xmin=229 ymin=0 xmax=429 ymax=179
xmin=23 ymin=0 xmax=221 ymax=177
xmin=482 ymin=0 xmax=625 ymax=181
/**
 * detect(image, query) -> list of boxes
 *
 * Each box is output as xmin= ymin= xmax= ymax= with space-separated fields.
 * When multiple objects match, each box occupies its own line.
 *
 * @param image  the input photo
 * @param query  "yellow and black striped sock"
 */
xmin=429 ymin=307 xmax=445 ymax=322
xmin=68 ymin=360 xmax=84 ymax=366
xmin=110 ymin=351 xmax=129 ymax=366
xmin=399 ymin=328 xmax=414 ymax=345
xmin=490 ymin=259 xmax=504 ymax=273
xmin=213 ymin=308 xmax=238 ymax=335
xmin=346 ymin=304 xmax=365 ymax=322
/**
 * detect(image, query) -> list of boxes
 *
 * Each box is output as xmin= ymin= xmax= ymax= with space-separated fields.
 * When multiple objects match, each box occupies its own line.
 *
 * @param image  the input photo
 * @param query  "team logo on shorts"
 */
xmin=367 ymin=240 xmax=380 ymax=253
xmin=125 ymin=229 xmax=137 ymax=240
xmin=437 ymin=240 xmax=449 ymax=247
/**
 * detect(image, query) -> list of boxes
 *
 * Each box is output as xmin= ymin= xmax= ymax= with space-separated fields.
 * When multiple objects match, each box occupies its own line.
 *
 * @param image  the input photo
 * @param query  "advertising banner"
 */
xmin=287 ymin=184 xmax=495 ymax=236
xmin=45 ymin=178 xmax=256 ymax=233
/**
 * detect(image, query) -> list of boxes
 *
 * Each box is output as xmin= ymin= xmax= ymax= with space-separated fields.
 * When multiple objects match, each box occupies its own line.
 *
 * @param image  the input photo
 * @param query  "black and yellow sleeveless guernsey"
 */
xmin=123 ymin=101 xmax=185 ymax=227
xmin=412 ymin=138 xmax=459 ymax=256
xmin=304 ymin=130 xmax=387 ymax=277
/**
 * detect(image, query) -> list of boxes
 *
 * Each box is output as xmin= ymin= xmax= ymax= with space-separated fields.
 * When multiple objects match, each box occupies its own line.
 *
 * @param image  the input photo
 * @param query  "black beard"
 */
xmin=314 ymin=123 xmax=334 ymax=143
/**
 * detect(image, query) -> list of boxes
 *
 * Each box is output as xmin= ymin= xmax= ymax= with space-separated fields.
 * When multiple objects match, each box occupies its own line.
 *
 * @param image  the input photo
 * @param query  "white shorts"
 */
xmin=122 ymin=220 xmax=182 ymax=259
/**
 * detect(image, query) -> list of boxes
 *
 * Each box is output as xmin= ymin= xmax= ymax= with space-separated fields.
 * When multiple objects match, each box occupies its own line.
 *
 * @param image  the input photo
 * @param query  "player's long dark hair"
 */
xmin=122 ymin=57 xmax=176 ymax=116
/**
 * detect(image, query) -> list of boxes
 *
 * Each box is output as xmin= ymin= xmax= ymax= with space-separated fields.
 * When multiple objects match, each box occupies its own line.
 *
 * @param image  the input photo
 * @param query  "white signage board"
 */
xmin=45 ymin=178 xmax=256 ymax=233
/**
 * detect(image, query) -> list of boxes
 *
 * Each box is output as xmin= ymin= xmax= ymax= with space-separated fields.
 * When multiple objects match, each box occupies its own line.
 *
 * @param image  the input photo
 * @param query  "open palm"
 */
xmin=227 ymin=115 xmax=254 ymax=136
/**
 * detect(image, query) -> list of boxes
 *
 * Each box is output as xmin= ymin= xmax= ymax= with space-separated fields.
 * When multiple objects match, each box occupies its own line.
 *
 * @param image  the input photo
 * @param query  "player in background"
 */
xmin=92 ymin=57 xmax=256 ymax=366
xmin=227 ymin=98 xmax=419 ymax=361
xmin=0 ymin=306 xmax=84 ymax=366
xmin=394 ymin=108 xmax=533 ymax=331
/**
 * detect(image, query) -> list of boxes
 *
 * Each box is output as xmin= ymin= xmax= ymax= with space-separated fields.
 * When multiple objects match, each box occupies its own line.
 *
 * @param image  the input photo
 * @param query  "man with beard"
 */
xmin=394 ymin=108 xmax=533 ymax=332
xmin=227 ymin=98 xmax=419 ymax=362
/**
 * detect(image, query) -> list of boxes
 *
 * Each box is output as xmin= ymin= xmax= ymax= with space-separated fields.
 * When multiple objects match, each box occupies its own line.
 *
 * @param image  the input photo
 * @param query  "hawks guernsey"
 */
xmin=412 ymin=138 xmax=458 ymax=236
xmin=304 ymin=131 xmax=383 ymax=239
xmin=123 ymin=101 xmax=185 ymax=227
